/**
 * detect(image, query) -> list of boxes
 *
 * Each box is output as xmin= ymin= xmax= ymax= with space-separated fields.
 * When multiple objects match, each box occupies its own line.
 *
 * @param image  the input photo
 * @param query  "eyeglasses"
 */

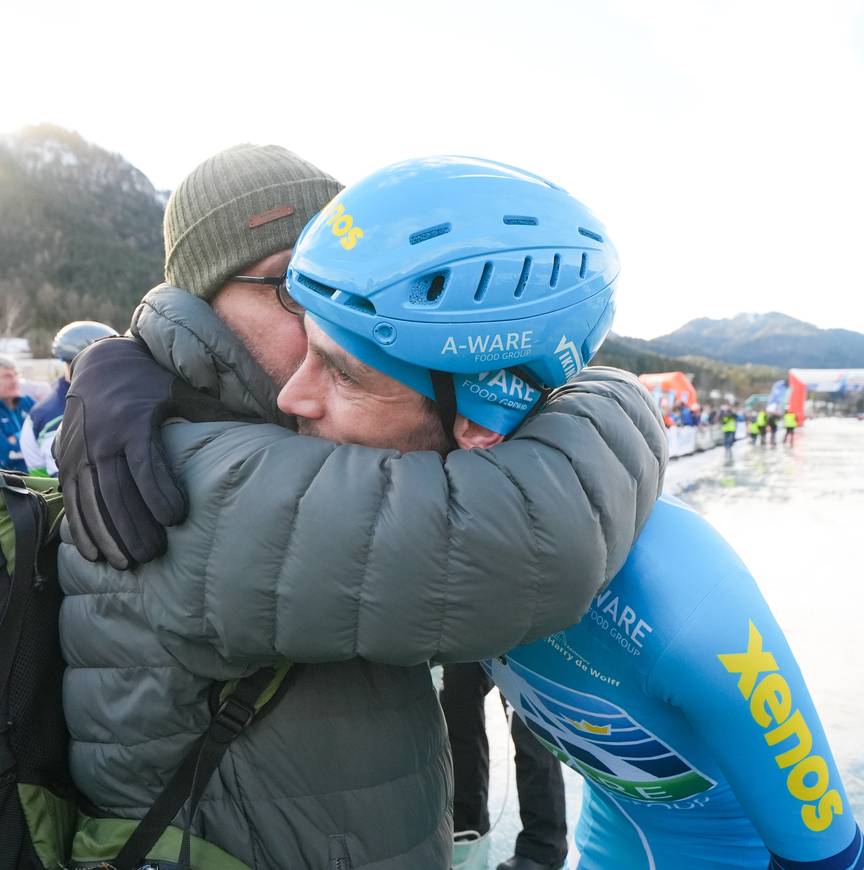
xmin=229 ymin=275 xmax=305 ymax=317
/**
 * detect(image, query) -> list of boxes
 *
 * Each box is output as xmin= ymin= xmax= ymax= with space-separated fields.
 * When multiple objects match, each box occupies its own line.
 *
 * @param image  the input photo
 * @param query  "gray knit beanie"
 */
xmin=164 ymin=144 xmax=343 ymax=299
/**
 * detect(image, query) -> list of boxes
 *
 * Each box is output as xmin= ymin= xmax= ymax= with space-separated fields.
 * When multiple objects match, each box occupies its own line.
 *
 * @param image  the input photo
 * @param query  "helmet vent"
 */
xmin=579 ymin=253 xmax=588 ymax=279
xmin=343 ymin=294 xmax=377 ymax=315
xmin=408 ymin=272 xmax=448 ymax=305
xmin=578 ymin=227 xmax=603 ymax=242
xmin=294 ymin=272 xmax=336 ymax=299
xmin=550 ymin=254 xmax=561 ymax=288
xmin=474 ymin=262 xmax=493 ymax=302
xmin=426 ymin=274 xmax=446 ymax=303
xmin=503 ymin=215 xmax=538 ymax=226
xmin=514 ymin=256 xmax=532 ymax=298
xmin=409 ymin=223 xmax=452 ymax=245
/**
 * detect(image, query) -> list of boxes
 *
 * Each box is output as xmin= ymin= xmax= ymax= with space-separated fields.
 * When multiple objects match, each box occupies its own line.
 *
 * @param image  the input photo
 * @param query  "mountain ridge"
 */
xmin=630 ymin=312 xmax=864 ymax=369
xmin=0 ymin=123 xmax=165 ymax=352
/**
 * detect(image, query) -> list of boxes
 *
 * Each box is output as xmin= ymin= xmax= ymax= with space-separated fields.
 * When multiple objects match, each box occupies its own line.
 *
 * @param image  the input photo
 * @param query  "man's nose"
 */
xmin=277 ymin=364 xmax=324 ymax=419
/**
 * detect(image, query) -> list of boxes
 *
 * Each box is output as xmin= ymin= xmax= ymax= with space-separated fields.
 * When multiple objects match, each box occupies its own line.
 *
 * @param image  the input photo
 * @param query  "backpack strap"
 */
xmin=111 ymin=665 xmax=291 ymax=870
xmin=0 ymin=476 xmax=44 ymax=781
xmin=0 ymin=474 xmax=43 ymax=644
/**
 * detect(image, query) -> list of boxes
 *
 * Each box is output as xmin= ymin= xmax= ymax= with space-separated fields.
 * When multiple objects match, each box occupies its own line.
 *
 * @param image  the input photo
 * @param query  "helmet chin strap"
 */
xmin=430 ymin=370 xmax=459 ymax=452
xmin=509 ymin=366 xmax=553 ymax=428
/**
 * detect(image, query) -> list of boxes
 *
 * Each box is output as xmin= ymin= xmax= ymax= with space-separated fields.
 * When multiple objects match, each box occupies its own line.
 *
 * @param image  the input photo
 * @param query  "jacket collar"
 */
xmin=131 ymin=283 xmax=290 ymax=426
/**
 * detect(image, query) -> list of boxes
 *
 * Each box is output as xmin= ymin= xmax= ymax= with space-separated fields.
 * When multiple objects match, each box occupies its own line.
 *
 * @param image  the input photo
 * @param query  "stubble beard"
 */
xmin=253 ymin=348 xmax=302 ymax=392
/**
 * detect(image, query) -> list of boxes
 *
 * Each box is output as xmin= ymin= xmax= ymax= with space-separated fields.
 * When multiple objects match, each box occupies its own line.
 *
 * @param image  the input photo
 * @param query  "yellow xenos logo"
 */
xmin=324 ymin=203 xmax=364 ymax=250
xmin=571 ymin=719 xmax=611 ymax=736
xmin=718 ymin=621 xmax=843 ymax=832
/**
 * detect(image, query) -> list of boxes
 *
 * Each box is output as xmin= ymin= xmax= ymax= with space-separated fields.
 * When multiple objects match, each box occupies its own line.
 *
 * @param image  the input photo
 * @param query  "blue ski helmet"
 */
xmin=287 ymin=156 xmax=618 ymax=434
xmin=52 ymin=321 xmax=118 ymax=363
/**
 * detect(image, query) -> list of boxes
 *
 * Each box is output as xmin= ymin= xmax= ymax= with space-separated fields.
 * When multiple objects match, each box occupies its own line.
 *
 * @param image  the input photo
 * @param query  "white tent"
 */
xmin=788 ymin=368 xmax=864 ymax=392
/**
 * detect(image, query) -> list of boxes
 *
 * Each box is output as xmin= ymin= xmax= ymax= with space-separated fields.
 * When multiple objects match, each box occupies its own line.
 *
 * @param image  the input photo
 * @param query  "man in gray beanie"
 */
xmin=164 ymin=143 xmax=343 ymax=384
xmin=53 ymin=145 xmax=668 ymax=869
xmin=164 ymin=144 xmax=342 ymax=300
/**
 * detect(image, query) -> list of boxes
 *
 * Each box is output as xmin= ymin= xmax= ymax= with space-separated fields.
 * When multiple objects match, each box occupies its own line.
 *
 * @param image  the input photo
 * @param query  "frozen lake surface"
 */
xmin=470 ymin=417 xmax=864 ymax=869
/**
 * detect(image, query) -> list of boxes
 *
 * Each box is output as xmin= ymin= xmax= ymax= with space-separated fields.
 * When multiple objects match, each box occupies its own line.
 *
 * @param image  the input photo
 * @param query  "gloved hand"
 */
xmin=54 ymin=336 xmax=190 ymax=569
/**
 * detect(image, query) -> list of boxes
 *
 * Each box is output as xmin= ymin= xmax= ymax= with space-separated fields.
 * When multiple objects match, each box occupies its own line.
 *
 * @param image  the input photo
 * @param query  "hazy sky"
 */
xmin=3 ymin=0 xmax=863 ymax=339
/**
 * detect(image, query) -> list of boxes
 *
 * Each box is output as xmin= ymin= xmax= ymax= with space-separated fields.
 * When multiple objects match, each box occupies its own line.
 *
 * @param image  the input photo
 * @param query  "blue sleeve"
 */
xmin=649 ymin=570 xmax=862 ymax=868
xmin=0 ymin=429 xmax=20 ymax=468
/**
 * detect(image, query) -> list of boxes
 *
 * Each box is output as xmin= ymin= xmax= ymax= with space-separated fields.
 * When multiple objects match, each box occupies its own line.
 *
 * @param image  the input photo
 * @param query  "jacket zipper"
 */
xmin=328 ymin=834 xmax=352 ymax=870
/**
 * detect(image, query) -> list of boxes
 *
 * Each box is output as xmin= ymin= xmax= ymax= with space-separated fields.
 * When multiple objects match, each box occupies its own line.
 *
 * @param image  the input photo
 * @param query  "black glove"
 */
xmin=54 ymin=336 xmax=191 ymax=569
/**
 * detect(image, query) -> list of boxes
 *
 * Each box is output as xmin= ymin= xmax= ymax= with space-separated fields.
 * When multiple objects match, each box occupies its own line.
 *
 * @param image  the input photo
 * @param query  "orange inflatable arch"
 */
xmin=638 ymin=371 xmax=698 ymax=409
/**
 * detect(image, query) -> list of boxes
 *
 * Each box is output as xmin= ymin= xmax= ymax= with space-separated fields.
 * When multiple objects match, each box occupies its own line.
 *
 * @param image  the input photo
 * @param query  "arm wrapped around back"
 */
xmin=61 ymin=366 xmax=667 ymax=669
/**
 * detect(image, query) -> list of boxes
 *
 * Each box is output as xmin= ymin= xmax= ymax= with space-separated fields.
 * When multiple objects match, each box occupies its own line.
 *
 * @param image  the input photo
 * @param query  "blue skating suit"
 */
xmin=485 ymin=496 xmax=862 ymax=869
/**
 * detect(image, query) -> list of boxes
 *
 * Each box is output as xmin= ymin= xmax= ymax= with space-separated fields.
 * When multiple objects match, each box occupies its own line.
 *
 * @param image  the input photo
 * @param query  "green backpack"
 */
xmin=0 ymin=473 xmax=292 ymax=870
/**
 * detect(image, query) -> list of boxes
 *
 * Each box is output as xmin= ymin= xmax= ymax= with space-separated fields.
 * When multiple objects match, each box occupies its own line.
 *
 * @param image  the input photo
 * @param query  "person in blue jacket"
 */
xmin=19 ymin=320 xmax=117 ymax=475
xmin=0 ymin=353 xmax=35 ymax=472
xmin=270 ymin=157 xmax=862 ymax=870
xmin=486 ymin=496 xmax=861 ymax=869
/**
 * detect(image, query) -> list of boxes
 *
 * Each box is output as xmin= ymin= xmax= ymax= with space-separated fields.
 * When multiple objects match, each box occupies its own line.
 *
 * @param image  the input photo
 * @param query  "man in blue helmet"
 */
xmin=51 ymin=148 xmax=667 ymax=870
xmin=272 ymin=157 xmax=862 ymax=870
xmin=19 ymin=320 xmax=117 ymax=475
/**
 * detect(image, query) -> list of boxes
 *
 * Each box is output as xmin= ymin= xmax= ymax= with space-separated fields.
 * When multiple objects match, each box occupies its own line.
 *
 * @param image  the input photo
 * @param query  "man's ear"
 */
xmin=453 ymin=415 xmax=505 ymax=449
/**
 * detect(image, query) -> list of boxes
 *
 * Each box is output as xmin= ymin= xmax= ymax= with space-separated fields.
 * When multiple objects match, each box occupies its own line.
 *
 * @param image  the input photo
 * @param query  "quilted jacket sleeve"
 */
xmin=138 ymin=366 xmax=666 ymax=668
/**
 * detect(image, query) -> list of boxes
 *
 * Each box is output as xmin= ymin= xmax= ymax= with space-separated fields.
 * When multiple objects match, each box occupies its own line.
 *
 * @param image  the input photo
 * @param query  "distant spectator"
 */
xmin=721 ymin=405 xmax=737 ymax=451
xmin=0 ymin=353 xmax=35 ymax=472
xmin=691 ymin=403 xmax=702 ymax=425
xmin=767 ymin=411 xmax=780 ymax=446
xmin=748 ymin=414 xmax=760 ymax=444
xmin=19 ymin=320 xmax=117 ymax=476
xmin=756 ymin=408 xmax=768 ymax=445
xmin=783 ymin=408 xmax=798 ymax=445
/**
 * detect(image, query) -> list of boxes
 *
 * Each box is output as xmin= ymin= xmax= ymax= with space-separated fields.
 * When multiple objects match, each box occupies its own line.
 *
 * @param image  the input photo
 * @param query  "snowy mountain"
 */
xmin=635 ymin=313 xmax=864 ymax=369
xmin=0 ymin=124 xmax=165 ymax=352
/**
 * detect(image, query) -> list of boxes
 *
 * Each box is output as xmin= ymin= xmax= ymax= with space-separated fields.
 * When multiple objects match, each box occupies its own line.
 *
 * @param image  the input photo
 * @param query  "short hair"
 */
xmin=0 ymin=353 xmax=18 ymax=372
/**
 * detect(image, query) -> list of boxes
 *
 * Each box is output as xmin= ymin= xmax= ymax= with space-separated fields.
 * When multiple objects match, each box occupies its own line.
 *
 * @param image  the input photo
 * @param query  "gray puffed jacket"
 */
xmin=59 ymin=285 xmax=667 ymax=869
